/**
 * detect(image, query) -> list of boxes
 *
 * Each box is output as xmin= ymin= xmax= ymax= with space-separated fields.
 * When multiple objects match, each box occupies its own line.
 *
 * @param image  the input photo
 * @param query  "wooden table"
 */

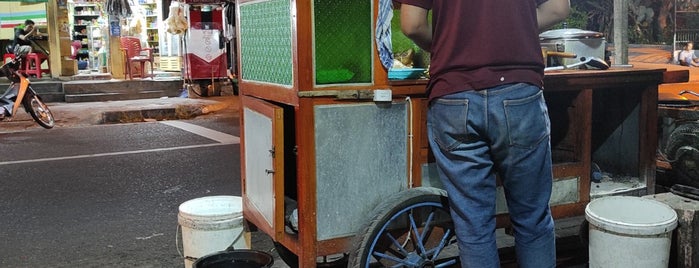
xmin=391 ymin=67 xmax=665 ymax=222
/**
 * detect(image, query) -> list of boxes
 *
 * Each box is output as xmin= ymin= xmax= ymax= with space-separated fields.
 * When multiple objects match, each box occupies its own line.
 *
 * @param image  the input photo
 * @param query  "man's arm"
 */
xmin=400 ymin=4 xmax=432 ymax=52
xmin=537 ymin=0 xmax=570 ymax=30
xmin=18 ymin=27 xmax=37 ymax=41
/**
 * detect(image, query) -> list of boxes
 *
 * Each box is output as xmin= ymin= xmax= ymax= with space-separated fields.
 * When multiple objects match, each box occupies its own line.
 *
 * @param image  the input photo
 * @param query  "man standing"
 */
xmin=395 ymin=0 xmax=569 ymax=267
xmin=13 ymin=19 xmax=39 ymax=57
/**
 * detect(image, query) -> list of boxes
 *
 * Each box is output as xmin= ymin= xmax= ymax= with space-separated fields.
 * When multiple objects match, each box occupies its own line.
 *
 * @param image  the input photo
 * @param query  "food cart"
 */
xmin=181 ymin=0 xmax=228 ymax=97
xmin=234 ymin=1 xmax=665 ymax=267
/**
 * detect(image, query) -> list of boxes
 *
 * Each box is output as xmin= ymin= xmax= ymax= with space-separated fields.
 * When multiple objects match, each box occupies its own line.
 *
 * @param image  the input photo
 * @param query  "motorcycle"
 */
xmin=0 ymin=57 xmax=55 ymax=129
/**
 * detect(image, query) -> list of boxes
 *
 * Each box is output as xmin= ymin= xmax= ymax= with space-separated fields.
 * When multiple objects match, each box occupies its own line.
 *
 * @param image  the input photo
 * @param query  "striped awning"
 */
xmin=0 ymin=4 xmax=48 ymax=29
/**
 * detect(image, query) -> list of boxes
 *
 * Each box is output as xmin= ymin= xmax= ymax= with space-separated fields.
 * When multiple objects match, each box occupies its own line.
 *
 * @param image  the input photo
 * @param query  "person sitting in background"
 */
xmin=679 ymin=41 xmax=699 ymax=67
xmin=71 ymin=40 xmax=82 ymax=59
xmin=12 ymin=19 xmax=42 ymax=58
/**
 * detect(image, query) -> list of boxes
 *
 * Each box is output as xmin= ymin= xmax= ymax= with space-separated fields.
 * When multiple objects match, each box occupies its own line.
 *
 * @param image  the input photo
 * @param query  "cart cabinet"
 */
xmin=235 ymin=1 xmax=665 ymax=267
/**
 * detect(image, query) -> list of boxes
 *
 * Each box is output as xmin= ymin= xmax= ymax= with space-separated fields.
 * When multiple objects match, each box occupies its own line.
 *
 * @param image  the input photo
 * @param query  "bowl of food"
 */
xmin=388 ymin=68 xmax=426 ymax=80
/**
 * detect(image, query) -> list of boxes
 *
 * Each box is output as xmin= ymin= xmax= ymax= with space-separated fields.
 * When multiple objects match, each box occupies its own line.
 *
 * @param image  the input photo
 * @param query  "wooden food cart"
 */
xmin=234 ymin=1 xmax=665 ymax=267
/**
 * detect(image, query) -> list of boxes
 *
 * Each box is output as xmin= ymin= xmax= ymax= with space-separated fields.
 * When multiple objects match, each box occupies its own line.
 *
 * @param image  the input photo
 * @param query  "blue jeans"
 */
xmin=427 ymin=83 xmax=556 ymax=268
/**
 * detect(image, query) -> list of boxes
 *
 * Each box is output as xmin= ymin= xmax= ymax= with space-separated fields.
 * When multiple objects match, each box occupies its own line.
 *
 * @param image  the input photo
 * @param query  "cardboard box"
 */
xmin=59 ymin=37 xmax=73 ymax=56
xmin=61 ymin=58 xmax=76 ymax=76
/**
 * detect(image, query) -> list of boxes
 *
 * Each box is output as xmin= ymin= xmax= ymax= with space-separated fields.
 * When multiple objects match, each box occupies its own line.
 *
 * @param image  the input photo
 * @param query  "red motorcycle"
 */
xmin=0 ymin=57 xmax=55 ymax=129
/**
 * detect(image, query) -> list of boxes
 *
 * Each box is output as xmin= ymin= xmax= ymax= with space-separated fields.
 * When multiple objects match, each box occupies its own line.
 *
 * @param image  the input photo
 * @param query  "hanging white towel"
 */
xmin=376 ymin=0 xmax=394 ymax=70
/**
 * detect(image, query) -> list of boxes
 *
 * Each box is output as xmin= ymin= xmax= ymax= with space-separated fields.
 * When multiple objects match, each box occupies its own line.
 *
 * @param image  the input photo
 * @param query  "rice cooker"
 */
xmin=540 ymin=28 xmax=606 ymax=67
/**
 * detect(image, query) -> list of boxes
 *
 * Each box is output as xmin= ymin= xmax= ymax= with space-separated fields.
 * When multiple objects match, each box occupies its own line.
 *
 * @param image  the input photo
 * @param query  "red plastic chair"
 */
xmin=24 ymin=53 xmax=49 ymax=78
xmin=3 ymin=53 xmax=14 ymax=64
xmin=119 ymin=36 xmax=153 ymax=79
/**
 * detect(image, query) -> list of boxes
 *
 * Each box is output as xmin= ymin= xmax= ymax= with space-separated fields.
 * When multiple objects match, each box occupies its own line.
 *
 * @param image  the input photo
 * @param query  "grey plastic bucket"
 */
xmin=585 ymin=196 xmax=678 ymax=268
xmin=193 ymin=249 xmax=273 ymax=268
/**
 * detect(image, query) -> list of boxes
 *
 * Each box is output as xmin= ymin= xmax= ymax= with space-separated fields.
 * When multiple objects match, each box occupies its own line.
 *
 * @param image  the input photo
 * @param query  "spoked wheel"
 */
xmin=273 ymin=241 xmax=348 ymax=268
xmin=24 ymin=93 xmax=54 ymax=129
xmin=349 ymin=187 xmax=459 ymax=268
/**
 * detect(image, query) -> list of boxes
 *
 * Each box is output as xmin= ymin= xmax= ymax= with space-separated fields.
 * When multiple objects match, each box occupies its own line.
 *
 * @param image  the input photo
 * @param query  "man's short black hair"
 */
xmin=24 ymin=19 xmax=35 ymax=26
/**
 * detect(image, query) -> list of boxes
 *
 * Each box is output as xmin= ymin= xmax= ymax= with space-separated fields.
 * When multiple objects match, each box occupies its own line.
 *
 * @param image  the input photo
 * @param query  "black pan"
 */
xmin=659 ymin=91 xmax=699 ymax=107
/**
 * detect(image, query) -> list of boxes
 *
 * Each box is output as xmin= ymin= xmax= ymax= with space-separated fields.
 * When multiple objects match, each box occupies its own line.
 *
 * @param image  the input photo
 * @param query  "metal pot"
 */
xmin=540 ymin=28 xmax=606 ymax=68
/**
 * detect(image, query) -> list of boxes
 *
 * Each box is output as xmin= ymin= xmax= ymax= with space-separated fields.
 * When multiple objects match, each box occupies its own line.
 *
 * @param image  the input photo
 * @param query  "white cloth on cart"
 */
xmin=376 ymin=0 xmax=394 ymax=70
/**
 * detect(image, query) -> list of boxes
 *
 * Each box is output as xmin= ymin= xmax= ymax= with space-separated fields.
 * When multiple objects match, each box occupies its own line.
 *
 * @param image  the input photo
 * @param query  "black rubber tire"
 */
xmin=24 ymin=93 xmax=54 ymax=129
xmin=664 ymin=122 xmax=699 ymax=188
xmin=348 ymin=187 xmax=458 ymax=268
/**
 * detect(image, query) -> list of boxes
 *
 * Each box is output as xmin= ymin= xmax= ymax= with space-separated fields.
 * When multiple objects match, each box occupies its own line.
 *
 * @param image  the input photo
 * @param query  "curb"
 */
xmin=100 ymin=106 xmax=204 ymax=124
xmin=98 ymin=100 xmax=234 ymax=124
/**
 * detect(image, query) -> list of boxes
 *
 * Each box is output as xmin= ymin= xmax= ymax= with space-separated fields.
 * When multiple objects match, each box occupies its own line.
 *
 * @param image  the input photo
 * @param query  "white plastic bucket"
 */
xmin=585 ymin=196 xmax=678 ymax=268
xmin=178 ymin=195 xmax=248 ymax=268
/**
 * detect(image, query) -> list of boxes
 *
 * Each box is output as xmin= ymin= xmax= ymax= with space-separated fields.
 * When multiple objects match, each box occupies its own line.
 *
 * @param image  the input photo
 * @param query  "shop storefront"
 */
xmin=60 ymin=0 xmax=183 ymax=78
xmin=0 ymin=1 xmax=50 ymax=65
xmin=1 ymin=0 xmax=188 ymax=79
xmin=2 ymin=0 xmax=238 ymax=86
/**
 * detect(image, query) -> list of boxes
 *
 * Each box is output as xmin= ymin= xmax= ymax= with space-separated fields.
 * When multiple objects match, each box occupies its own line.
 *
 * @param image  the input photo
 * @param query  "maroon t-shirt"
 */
xmin=396 ymin=0 xmax=546 ymax=100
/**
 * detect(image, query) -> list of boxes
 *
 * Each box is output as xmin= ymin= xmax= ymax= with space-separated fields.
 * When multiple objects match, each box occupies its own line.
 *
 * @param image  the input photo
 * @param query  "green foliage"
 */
xmin=567 ymin=0 xmax=677 ymax=44
xmin=570 ymin=0 xmax=613 ymax=35
xmin=556 ymin=5 xmax=588 ymax=30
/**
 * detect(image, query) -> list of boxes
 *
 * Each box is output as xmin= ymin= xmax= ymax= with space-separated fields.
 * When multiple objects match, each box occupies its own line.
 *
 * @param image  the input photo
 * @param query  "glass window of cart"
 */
xmin=314 ymin=0 xmax=372 ymax=85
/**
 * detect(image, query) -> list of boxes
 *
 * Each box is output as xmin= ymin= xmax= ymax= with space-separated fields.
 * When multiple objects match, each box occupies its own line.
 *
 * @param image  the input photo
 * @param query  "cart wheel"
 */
xmin=348 ymin=187 xmax=459 ymax=268
xmin=273 ymin=241 xmax=348 ymax=268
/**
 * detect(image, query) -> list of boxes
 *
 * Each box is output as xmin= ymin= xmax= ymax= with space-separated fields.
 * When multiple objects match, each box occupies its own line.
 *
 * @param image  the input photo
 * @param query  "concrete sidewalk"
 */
xmin=628 ymin=45 xmax=674 ymax=64
xmin=627 ymin=45 xmax=699 ymax=99
xmin=0 ymin=95 xmax=240 ymax=133
xmin=626 ymin=45 xmax=693 ymax=77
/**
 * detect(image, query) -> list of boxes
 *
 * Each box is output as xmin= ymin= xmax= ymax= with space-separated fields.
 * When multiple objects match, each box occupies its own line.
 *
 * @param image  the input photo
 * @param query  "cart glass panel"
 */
xmin=314 ymin=0 xmax=372 ymax=85
xmin=238 ymin=0 xmax=294 ymax=86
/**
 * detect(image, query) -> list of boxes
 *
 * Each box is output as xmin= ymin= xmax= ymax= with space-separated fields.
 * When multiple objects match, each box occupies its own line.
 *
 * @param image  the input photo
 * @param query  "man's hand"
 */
xmin=28 ymin=27 xmax=40 ymax=37
xmin=19 ymin=28 xmax=36 ymax=40
xmin=24 ymin=27 xmax=44 ymax=40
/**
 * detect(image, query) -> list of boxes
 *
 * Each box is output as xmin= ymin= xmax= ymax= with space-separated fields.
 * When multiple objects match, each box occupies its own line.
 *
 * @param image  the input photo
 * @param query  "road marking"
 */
xmin=0 ymin=143 xmax=231 ymax=166
xmin=0 ymin=121 xmax=239 ymax=166
xmin=160 ymin=120 xmax=240 ymax=144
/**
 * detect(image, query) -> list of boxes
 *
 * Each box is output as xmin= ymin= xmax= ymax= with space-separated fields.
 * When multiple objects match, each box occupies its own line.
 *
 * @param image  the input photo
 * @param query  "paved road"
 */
xmin=0 ymin=114 xmax=286 ymax=267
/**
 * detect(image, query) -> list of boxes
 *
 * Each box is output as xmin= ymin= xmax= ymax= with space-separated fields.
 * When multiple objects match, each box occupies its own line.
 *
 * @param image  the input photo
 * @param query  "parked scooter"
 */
xmin=0 ymin=57 xmax=55 ymax=129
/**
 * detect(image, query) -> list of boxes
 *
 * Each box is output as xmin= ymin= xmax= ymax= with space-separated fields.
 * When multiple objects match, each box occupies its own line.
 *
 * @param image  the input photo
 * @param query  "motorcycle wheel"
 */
xmin=25 ymin=93 xmax=55 ymax=129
